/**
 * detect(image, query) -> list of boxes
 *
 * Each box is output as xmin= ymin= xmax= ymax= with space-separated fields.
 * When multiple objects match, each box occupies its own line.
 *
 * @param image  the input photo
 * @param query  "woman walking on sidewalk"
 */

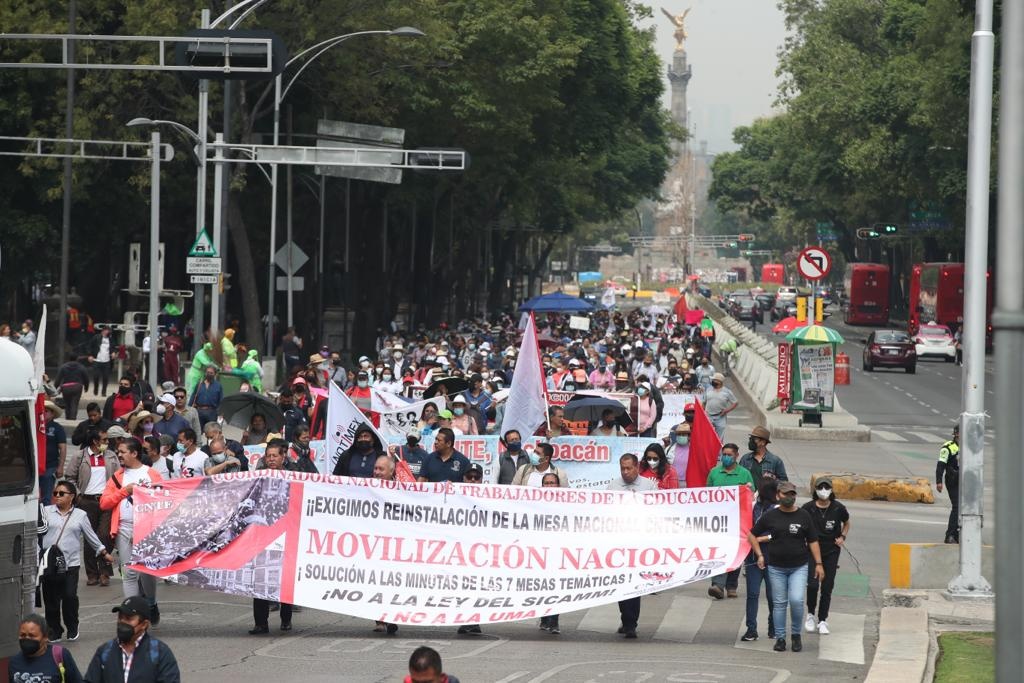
xmin=802 ymin=477 xmax=850 ymax=635
xmin=746 ymin=480 xmax=824 ymax=653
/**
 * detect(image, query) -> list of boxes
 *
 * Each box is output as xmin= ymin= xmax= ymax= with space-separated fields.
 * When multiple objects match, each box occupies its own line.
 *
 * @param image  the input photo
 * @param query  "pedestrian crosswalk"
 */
xmin=731 ymin=420 xmax=993 ymax=445
xmin=568 ymin=590 xmax=865 ymax=664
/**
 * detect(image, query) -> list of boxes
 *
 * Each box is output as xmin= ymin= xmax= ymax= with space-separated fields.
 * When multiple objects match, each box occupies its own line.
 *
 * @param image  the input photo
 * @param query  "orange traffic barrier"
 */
xmin=835 ymin=352 xmax=850 ymax=385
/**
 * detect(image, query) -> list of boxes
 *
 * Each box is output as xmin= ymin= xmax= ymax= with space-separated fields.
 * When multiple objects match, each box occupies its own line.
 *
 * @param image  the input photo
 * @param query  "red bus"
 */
xmin=761 ymin=263 xmax=784 ymax=284
xmin=908 ymin=262 xmax=994 ymax=345
xmin=843 ymin=263 xmax=890 ymax=325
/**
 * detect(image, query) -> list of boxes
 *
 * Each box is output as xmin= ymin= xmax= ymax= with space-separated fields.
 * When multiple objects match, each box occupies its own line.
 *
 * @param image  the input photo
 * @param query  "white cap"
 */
xmin=569 ymin=358 xmax=581 ymax=367
xmin=358 ymin=355 xmax=370 ymax=363
xmin=480 ymin=341 xmax=492 ymax=350
xmin=453 ymin=394 xmax=467 ymax=404
xmin=159 ymin=393 xmax=176 ymax=405
xmin=438 ymin=357 xmax=450 ymax=366
xmin=634 ymin=340 xmax=644 ymax=348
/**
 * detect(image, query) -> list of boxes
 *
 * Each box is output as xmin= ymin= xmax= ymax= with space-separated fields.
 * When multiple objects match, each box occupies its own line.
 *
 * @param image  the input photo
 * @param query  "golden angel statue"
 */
xmin=661 ymin=7 xmax=691 ymax=51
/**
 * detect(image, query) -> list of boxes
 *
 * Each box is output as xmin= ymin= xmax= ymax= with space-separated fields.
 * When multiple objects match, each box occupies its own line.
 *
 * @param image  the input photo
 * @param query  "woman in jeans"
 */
xmin=41 ymin=480 xmax=115 ymax=641
xmin=741 ymin=480 xmax=778 ymax=642
xmin=746 ymin=480 xmax=824 ymax=653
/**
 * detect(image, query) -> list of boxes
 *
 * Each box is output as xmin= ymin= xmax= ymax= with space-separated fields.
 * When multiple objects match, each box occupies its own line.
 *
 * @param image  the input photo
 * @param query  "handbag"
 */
xmin=43 ymin=512 xmax=72 ymax=577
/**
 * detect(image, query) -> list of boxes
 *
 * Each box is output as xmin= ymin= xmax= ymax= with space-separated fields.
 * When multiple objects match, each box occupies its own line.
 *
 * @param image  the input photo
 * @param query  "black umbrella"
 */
xmin=218 ymin=393 xmax=286 ymax=432
xmin=423 ymin=376 xmax=471 ymax=399
xmin=562 ymin=394 xmax=633 ymax=426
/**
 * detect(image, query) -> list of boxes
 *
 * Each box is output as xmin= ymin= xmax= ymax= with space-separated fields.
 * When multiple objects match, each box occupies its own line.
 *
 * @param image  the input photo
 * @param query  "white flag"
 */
xmin=601 ymin=287 xmax=616 ymax=308
xmin=32 ymin=304 xmax=47 ymax=388
xmin=370 ymin=386 xmax=411 ymax=413
xmin=500 ymin=313 xmax=548 ymax=438
xmin=326 ymin=382 xmax=389 ymax=473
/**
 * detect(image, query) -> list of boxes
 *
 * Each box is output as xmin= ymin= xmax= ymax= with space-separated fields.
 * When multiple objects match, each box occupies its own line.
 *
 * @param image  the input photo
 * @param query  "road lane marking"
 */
xmin=931 ymin=409 xmax=941 ymax=414
xmin=890 ymin=518 xmax=946 ymax=525
xmin=817 ymin=612 xmax=866 ymax=664
xmin=908 ymin=431 xmax=946 ymax=443
xmin=575 ymin=603 xmax=623 ymax=634
xmin=872 ymin=430 xmax=908 ymax=442
xmin=653 ymin=595 xmax=710 ymax=643
xmin=495 ymin=674 xmax=531 ymax=682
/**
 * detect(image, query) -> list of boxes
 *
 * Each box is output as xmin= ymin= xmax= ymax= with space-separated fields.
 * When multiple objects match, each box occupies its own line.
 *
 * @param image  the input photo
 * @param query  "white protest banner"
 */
xmin=657 ymin=393 xmax=697 ymax=438
xmin=371 ymin=387 xmax=411 ymax=413
xmin=569 ymin=315 xmax=591 ymax=331
xmin=378 ymin=398 xmax=445 ymax=438
xmin=132 ymin=471 xmax=752 ymax=626
xmin=326 ymin=382 xmax=389 ymax=473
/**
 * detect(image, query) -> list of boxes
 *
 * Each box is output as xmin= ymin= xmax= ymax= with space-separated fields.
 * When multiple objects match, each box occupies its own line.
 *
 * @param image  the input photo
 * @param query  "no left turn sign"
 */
xmin=797 ymin=246 xmax=831 ymax=281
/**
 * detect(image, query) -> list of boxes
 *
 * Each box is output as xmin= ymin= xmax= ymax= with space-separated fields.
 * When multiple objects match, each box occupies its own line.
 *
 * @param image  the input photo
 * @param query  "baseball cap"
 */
xmin=159 ymin=393 xmax=176 ymax=405
xmin=815 ymin=477 xmax=833 ymax=489
xmin=465 ymin=463 xmax=484 ymax=477
xmin=406 ymin=428 xmax=422 ymax=441
xmin=452 ymin=395 xmax=467 ymax=404
xmin=112 ymin=596 xmax=152 ymax=620
xmin=712 ymin=372 xmax=725 ymax=383
xmin=107 ymin=425 xmax=129 ymax=439
xmin=438 ymin=409 xmax=454 ymax=420
xmin=778 ymin=481 xmax=798 ymax=494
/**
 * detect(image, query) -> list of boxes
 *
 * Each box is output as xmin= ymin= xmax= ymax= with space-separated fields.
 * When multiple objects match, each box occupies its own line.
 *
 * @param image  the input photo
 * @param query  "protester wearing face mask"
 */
xmin=241 ymin=413 xmax=270 ymax=446
xmin=332 ymin=425 xmax=385 ymax=478
xmin=153 ymin=393 xmax=189 ymax=440
xmin=449 ymin=395 xmax=479 ymax=435
xmin=289 ymin=425 xmax=319 ymax=474
xmin=706 ymin=443 xmax=755 ymax=600
xmin=345 ymin=371 xmax=373 ymax=416
xmin=395 ymin=429 xmax=429 ymax=477
xmin=104 ymin=376 xmax=141 ymax=422
xmin=377 ymin=366 xmax=402 ymax=394
xmin=741 ymin=480 xmax=779 ymax=642
xmin=739 ymin=426 xmax=789 ymax=487
xmin=84 ymin=596 xmax=180 ymax=681
xmin=203 ymin=435 xmax=242 ymax=475
xmin=638 ymin=443 xmax=679 ymax=490
xmin=704 ymin=373 xmax=738 ymax=440
xmin=665 ymin=422 xmax=691 ymax=484
xmin=189 ymin=366 xmax=223 ymax=430
xmin=496 ymin=430 xmax=529 ymax=484
xmin=10 ymin=614 xmax=84 ymax=682
xmin=635 ymin=381 xmax=658 ymax=437
xmin=802 ymin=478 xmax=850 ymax=636
xmin=173 ymin=429 xmax=206 ymax=479
xmin=512 ymin=443 xmax=568 ymax=487
xmin=747 ymin=481 xmax=825 ymax=653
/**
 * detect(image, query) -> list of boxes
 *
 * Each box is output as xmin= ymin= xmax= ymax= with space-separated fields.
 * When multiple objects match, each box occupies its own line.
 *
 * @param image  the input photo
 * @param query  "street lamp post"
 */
xmin=265 ymin=26 xmax=425 ymax=355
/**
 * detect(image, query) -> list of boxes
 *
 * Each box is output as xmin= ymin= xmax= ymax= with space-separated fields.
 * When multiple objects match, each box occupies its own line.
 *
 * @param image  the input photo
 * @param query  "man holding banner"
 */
xmin=607 ymin=453 xmax=656 ymax=638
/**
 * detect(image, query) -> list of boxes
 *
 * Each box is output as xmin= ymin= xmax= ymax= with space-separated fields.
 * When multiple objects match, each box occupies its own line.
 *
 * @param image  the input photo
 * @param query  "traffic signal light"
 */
xmin=728 ymin=242 xmax=738 ymax=248
xmin=857 ymin=227 xmax=880 ymax=239
xmin=874 ymin=222 xmax=899 ymax=235
xmin=796 ymin=296 xmax=807 ymax=322
xmin=738 ymin=233 xmax=755 ymax=242
xmin=815 ymin=297 xmax=824 ymax=323
xmin=174 ymin=29 xmax=287 ymax=81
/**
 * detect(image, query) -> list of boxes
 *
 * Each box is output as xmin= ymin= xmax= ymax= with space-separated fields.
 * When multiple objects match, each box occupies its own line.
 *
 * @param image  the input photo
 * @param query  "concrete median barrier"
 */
xmin=810 ymin=472 xmax=934 ymax=503
xmin=889 ymin=543 xmax=994 ymax=589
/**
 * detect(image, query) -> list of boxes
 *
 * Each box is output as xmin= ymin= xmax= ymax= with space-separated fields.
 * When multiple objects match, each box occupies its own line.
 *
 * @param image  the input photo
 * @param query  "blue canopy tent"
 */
xmin=518 ymin=291 xmax=595 ymax=313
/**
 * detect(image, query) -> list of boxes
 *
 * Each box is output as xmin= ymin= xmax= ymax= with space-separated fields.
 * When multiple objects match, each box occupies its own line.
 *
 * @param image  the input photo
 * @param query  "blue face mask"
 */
xmin=507 ymin=441 xmax=522 ymax=452
xmin=454 ymin=407 xmax=464 ymax=416
xmin=528 ymin=452 xmax=541 ymax=466
xmin=176 ymin=442 xmax=186 ymax=453
xmin=721 ymin=454 xmax=736 ymax=468
xmin=676 ymin=435 xmax=690 ymax=446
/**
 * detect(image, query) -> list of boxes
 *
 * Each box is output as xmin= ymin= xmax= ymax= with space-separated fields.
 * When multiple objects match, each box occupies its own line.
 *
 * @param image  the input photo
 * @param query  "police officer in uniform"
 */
xmin=935 ymin=425 xmax=960 ymax=544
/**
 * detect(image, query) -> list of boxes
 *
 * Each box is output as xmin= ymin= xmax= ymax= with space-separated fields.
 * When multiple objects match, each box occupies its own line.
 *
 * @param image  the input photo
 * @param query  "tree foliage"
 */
xmin=0 ymin=0 xmax=672 ymax=353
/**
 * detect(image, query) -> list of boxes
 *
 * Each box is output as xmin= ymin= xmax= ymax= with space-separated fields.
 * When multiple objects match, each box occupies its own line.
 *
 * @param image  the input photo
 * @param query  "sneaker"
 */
xmin=818 ymin=620 xmax=830 ymax=635
xmin=740 ymin=629 xmax=758 ymax=642
xmin=624 ymin=629 xmax=637 ymax=639
xmin=457 ymin=626 xmax=472 ymax=635
xmin=792 ymin=635 xmax=803 ymax=652
xmin=280 ymin=622 xmax=292 ymax=631
xmin=248 ymin=625 xmax=269 ymax=635
xmin=549 ymin=626 xmax=560 ymax=635
xmin=539 ymin=620 xmax=549 ymax=631
xmin=804 ymin=614 xmax=817 ymax=632
xmin=65 ymin=630 xmax=80 ymax=642
xmin=773 ymin=638 xmax=786 ymax=652
xmin=468 ymin=625 xmax=482 ymax=635
xmin=150 ymin=604 xmax=161 ymax=627
xmin=617 ymin=626 xmax=626 ymax=634
xmin=707 ymin=585 xmax=725 ymax=600
xmin=386 ymin=623 xmax=398 ymax=635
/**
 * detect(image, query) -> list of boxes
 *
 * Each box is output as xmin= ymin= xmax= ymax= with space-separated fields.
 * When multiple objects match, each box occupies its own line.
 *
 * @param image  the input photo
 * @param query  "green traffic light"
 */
xmin=884 ymin=224 xmax=898 ymax=233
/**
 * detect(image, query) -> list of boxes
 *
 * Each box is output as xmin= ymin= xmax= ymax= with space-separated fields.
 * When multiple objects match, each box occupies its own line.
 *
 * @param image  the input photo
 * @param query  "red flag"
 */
xmin=685 ymin=401 xmax=723 ymax=488
xmin=673 ymin=295 xmax=688 ymax=321
xmin=395 ymin=455 xmax=417 ymax=484
xmin=35 ymin=393 xmax=47 ymax=478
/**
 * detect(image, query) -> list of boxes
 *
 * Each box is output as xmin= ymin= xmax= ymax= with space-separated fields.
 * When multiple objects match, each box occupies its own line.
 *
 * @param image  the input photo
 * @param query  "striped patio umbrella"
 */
xmin=785 ymin=324 xmax=845 ymax=344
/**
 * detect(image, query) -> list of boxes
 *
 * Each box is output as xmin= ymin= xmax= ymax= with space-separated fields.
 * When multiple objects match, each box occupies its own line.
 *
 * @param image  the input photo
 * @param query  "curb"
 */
xmin=864 ymin=606 xmax=929 ymax=683
xmin=811 ymin=472 xmax=934 ymax=504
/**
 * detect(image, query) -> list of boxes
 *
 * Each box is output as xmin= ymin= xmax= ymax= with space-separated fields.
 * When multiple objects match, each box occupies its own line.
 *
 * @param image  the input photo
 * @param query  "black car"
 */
xmin=863 ymin=329 xmax=917 ymax=373
xmin=730 ymin=297 xmax=763 ymax=323
xmin=754 ymin=293 xmax=777 ymax=319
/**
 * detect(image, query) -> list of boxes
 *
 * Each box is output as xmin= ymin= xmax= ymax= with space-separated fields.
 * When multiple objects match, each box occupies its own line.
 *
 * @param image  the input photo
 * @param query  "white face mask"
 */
xmin=816 ymin=488 xmax=832 ymax=500
xmin=646 ymin=459 xmax=659 ymax=469
xmin=156 ymin=404 xmax=167 ymax=415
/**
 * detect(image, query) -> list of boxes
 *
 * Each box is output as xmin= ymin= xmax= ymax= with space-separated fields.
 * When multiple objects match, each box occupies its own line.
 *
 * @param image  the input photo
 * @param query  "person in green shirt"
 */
xmin=706 ymin=442 xmax=754 ymax=599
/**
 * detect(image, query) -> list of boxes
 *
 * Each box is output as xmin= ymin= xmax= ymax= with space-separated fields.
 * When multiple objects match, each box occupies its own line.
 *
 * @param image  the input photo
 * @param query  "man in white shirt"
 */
xmin=173 ymin=428 xmax=207 ymax=479
xmin=606 ymin=453 xmax=655 ymax=639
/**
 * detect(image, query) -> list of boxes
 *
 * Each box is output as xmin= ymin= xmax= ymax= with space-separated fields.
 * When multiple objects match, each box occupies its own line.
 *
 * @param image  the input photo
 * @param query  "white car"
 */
xmin=914 ymin=323 xmax=957 ymax=361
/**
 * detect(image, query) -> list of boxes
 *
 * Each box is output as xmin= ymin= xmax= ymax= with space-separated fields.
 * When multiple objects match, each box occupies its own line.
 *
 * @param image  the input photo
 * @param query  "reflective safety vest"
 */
xmin=938 ymin=440 xmax=960 ymax=470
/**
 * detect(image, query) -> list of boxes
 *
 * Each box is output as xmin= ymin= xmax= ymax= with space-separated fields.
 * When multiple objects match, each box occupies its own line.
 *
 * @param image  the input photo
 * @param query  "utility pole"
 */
xmin=57 ymin=0 xmax=76 ymax=364
xmin=995 ymin=0 xmax=1024 ymax=677
xmin=949 ymin=0 xmax=994 ymax=597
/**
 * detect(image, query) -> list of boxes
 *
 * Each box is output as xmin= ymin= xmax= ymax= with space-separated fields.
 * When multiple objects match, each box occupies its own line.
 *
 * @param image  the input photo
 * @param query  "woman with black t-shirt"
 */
xmin=801 ymin=477 xmax=850 ymax=636
xmin=746 ymin=480 xmax=824 ymax=654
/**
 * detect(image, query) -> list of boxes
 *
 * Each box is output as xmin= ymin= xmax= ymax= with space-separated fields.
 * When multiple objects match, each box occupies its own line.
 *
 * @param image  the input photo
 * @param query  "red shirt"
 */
xmin=111 ymin=394 xmax=136 ymax=420
xmin=640 ymin=467 xmax=680 ymax=490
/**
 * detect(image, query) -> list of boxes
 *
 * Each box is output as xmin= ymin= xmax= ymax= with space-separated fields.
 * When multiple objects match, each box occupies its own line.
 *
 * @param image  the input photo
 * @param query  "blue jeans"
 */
xmin=39 ymin=468 xmax=57 ymax=505
xmin=744 ymin=561 xmax=775 ymax=635
xmin=709 ymin=415 xmax=727 ymax=441
xmin=767 ymin=564 xmax=808 ymax=638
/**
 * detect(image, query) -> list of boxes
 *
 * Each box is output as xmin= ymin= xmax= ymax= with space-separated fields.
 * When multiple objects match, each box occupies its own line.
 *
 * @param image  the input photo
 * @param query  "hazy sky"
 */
xmin=644 ymin=0 xmax=787 ymax=153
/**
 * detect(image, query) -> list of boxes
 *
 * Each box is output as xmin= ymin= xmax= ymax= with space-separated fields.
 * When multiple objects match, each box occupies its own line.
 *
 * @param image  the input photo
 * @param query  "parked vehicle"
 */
xmin=754 ymin=292 xmax=777 ymax=319
xmin=863 ymin=329 xmax=917 ymax=373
